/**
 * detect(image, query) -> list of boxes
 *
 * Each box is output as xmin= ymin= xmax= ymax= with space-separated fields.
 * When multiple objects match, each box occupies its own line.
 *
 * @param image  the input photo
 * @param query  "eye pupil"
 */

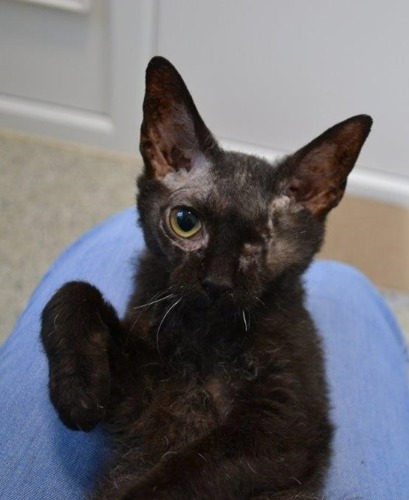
xmin=176 ymin=209 xmax=197 ymax=232
xmin=170 ymin=207 xmax=202 ymax=238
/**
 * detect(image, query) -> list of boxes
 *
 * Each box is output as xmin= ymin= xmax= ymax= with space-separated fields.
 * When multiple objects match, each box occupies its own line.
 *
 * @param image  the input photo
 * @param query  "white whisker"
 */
xmin=133 ymin=293 xmax=176 ymax=310
xmin=242 ymin=309 xmax=250 ymax=332
xmin=129 ymin=289 xmax=176 ymax=335
xmin=255 ymin=296 xmax=266 ymax=307
xmin=156 ymin=298 xmax=182 ymax=357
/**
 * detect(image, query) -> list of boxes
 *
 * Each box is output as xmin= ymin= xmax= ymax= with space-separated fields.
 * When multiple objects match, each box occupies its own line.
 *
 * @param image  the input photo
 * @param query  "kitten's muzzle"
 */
xmin=201 ymin=276 xmax=233 ymax=301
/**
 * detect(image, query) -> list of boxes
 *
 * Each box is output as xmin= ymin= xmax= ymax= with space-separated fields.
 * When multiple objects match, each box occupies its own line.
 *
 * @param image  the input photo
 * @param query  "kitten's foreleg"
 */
xmin=41 ymin=281 xmax=122 ymax=431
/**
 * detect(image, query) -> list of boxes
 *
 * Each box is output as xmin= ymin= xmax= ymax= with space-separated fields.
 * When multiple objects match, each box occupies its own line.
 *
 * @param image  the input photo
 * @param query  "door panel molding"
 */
xmin=0 ymin=0 xmax=157 ymax=154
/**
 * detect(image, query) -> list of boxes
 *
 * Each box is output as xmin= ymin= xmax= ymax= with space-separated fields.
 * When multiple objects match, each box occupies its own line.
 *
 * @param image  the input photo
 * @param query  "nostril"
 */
xmin=202 ymin=277 xmax=233 ymax=300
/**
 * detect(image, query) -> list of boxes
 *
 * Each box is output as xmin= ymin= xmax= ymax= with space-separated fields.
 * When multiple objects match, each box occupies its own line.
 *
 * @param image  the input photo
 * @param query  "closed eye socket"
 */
xmin=169 ymin=207 xmax=202 ymax=238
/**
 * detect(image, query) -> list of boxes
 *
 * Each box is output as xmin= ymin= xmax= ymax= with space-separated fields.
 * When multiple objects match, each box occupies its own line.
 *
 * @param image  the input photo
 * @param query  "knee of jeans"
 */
xmin=308 ymin=260 xmax=378 ymax=298
xmin=310 ymin=260 xmax=406 ymax=346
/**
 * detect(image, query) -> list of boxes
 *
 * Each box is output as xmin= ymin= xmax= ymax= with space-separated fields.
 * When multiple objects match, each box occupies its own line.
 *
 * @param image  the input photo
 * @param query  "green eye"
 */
xmin=170 ymin=207 xmax=202 ymax=238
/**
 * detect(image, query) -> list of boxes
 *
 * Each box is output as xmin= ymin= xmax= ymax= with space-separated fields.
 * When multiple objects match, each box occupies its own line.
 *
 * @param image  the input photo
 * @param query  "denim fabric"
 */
xmin=1 ymin=207 xmax=408 ymax=499
xmin=305 ymin=264 xmax=409 ymax=498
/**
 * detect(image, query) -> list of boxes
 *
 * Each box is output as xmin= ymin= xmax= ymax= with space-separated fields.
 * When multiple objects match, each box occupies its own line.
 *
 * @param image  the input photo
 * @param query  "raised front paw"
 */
xmin=41 ymin=281 xmax=121 ymax=431
xmin=48 ymin=363 xmax=110 ymax=432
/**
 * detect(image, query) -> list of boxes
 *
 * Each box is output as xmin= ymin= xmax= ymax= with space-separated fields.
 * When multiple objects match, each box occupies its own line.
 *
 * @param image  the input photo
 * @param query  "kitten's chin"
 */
xmin=185 ymin=292 xmax=222 ymax=312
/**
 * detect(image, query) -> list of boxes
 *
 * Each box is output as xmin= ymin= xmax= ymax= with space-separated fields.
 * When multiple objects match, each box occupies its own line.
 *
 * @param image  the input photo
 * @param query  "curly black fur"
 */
xmin=41 ymin=57 xmax=372 ymax=499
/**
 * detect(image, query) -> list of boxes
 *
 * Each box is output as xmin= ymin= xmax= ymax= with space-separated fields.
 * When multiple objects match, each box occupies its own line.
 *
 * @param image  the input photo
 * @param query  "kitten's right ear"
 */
xmin=140 ymin=57 xmax=218 ymax=180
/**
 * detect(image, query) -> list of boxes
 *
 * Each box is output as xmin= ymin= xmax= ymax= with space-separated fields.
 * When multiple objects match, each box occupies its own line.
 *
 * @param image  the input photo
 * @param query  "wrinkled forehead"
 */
xmin=161 ymin=152 xmax=278 ymax=223
xmin=161 ymin=154 xmax=211 ymax=194
xmin=160 ymin=155 xmax=213 ymax=214
xmin=212 ymin=152 xmax=280 ymax=225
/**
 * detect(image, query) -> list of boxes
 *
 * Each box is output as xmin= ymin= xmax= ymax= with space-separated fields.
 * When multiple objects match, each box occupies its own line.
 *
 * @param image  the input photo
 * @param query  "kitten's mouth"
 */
xmin=187 ymin=287 xmax=244 ymax=313
xmin=186 ymin=293 xmax=224 ymax=311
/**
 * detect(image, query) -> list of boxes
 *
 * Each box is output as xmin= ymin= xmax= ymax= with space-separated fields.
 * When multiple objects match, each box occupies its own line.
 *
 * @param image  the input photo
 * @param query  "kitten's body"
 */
xmin=41 ymin=58 xmax=372 ymax=499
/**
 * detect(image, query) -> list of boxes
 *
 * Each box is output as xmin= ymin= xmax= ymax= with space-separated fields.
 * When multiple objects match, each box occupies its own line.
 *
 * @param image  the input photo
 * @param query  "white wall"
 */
xmin=0 ymin=0 xmax=408 ymax=207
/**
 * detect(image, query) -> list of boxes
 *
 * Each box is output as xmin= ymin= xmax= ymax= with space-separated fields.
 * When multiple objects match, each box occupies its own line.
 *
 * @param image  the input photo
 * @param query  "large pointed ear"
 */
xmin=285 ymin=115 xmax=372 ymax=218
xmin=140 ymin=57 xmax=218 ymax=180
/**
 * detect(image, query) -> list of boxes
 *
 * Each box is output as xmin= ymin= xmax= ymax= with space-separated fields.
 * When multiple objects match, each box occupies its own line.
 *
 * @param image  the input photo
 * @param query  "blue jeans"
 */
xmin=1 ymin=208 xmax=408 ymax=499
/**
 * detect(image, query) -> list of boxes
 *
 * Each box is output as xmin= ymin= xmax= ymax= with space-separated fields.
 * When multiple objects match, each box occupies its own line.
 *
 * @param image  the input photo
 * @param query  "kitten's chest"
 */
xmin=114 ymin=364 xmax=238 ymax=456
xmin=112 ymin=321 xmax=259 ymax=455
xmin=144 ymin=372 xmax=234 ymax=443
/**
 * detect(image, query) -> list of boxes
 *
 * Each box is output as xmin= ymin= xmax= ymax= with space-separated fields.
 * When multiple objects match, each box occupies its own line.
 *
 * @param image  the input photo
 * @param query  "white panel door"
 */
xmin=0 ymin=0 xmax=155 ymax=154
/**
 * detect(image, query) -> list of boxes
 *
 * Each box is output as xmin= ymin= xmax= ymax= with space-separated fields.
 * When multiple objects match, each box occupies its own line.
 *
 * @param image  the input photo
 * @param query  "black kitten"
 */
xmin=41 ymin=57 xmax=372 ymax=499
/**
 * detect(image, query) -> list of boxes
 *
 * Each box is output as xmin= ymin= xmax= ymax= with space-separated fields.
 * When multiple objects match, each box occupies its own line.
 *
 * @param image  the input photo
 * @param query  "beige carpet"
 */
xmin=0 ymin=130 xmax=141 ymax=342
xmin=1 ymin=130 xmax=408 ymax=346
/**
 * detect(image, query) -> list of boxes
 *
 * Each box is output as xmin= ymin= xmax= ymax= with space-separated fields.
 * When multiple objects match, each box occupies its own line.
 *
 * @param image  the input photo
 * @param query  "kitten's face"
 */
xmin=137 ymin=57 xmax=372 ymax=308
xmin=139 ymin=151 xmax=322 ymax=308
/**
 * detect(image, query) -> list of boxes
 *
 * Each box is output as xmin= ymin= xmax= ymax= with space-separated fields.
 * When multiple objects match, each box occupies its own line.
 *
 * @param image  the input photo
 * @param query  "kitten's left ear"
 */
xmin=140 ymin=57 xmax=218 ymax=180
xmin=285 ymin=115 xmax=372 ymax=218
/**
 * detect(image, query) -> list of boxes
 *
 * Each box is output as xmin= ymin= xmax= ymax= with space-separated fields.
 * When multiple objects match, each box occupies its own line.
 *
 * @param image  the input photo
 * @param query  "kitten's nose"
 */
xmin=202 ymin=276 xmax=233 ymax=301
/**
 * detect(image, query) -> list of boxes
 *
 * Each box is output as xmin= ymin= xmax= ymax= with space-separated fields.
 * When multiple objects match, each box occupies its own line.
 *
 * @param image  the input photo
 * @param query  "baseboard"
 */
xmin=16 ymin=0 xmax=91 ymax=12
xmin=346 ymin=167 xmax=409 ymax=210
xmin=0 ymin=93 xmax=113 ymax=133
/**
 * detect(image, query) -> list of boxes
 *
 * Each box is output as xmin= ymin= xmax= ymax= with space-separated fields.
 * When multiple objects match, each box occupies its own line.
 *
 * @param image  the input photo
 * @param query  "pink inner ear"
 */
xmin=141 ymin=96 xmax=204 ymax=180
xmin=141 ymin=138 xmax=173 ymax=180
xmin=286 ymin=116 xmax=372 ymax=218
xmin=141 ymin=58 xmax=218 ymax=181
xmin=287 ymin=152 xmax=346 ymax=218
xmin=287 ymin=176 xmax=316 ymax=201
xmin=287 ymin=175 xmax=343 ymax=217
